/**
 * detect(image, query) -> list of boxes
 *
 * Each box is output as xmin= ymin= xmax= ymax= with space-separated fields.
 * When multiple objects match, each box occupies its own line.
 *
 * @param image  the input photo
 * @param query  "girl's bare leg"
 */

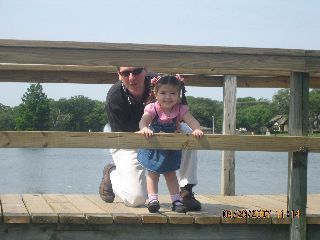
xmin=147 ymin=171 xmax=159 ymax=195
xmin=146 ymin=171 xmax=161 ymax=213
xmin=163 ymin=171 xmax=179 ymax=195
xmin=164 ymin=171 xmax=187 ymax=213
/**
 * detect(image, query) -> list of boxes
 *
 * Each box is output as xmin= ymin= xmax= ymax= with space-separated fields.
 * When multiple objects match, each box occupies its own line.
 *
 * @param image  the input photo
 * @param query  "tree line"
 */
xmin=1 ymin=83 xmax=320 ymax=134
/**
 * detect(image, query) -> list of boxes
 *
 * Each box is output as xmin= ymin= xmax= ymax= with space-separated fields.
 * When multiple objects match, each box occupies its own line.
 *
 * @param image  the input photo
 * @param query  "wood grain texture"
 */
xmin=64 ymin=194 xmax=113 ymax=224
xmin=22 ymin=194 xmax=58 ymax=223
xmin=221 ymin=75 xmax=237 ymax=196
xmin=1 ymin=131 xmax=319 ymax=152
xmin=1 ymin=194 xmax=30 ymax=223
xmin=42 ymin=194 xmax=86 ymax=224
xmin=288 ymin=72 xmax=309 ymax=240
xmin=1 ymin=39 xmax=320 ymax=77
xmin=0 ymin=194 xmax=318 ymax=226
xmin=85 ymin=195 xmax=141 ymax=224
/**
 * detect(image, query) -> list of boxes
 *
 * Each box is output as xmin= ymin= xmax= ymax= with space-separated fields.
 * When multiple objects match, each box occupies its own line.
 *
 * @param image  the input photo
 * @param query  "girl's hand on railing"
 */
xmin=192 ymin=129 xmax=204 ymax=138
xmin=139 ymin=127 xmax=154 ymax=138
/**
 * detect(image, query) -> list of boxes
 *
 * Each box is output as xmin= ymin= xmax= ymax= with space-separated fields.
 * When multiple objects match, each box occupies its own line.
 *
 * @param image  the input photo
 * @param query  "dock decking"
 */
xmin=0 ymin=194 xmax=319 ymax=239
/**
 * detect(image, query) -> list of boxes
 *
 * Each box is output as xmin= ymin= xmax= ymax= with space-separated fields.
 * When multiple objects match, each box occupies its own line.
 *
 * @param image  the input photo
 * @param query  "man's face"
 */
xmin=118 ymin=67 xmax=146 ymax=99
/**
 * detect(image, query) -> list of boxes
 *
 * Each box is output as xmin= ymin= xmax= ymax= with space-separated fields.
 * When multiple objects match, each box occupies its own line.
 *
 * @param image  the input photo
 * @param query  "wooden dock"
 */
xmin=1 ymin=39 xmax=320 ymax=239
xmin=0 ymin=194 xmax=319 ymax=239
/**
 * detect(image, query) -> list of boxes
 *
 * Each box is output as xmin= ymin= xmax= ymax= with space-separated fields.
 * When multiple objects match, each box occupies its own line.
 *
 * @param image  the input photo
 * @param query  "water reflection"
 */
xmin=0 ymin=148 xmax=319 ymax=194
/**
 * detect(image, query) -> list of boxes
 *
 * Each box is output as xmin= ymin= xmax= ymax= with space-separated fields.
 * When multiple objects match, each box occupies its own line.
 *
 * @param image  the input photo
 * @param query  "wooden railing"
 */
xmin=0 ymin=131 xmax=319 ymax=152
xmin=1 ymin=39 xmax=320 ymax=87
xmin=1 ymin=39 xmax=320 ymax=240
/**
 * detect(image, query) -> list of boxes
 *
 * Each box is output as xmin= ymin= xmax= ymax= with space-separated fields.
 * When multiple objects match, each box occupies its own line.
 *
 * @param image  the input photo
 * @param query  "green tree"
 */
xmin=49 ymin=98 xmax=72 ymax=130
xmin=15 ymin=83 xmax=50 ymax=130
xmin=187 ymin=96 xmax=223 ymax=132
xmin=0 ymin=104 xmax=16 ymax=130
xmin=51 ymin=95 xmax=106 ymax=131
xmin=309 ymin=89 xmax=320 ymax=115
xmin=237 ymin=97 xmax=273 ymax=133
xmin=85 ymin=100 xmax=107 ymax=132
xmin=271 ymin=89 xmax=290 ymax=117
xmin=309 ymin=89 xmax=320 ymax=131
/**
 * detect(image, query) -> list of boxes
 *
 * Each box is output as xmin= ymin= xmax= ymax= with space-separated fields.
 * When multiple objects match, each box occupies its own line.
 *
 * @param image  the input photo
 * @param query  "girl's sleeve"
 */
xmin=144 ymin=103 xmax=156 ymax=118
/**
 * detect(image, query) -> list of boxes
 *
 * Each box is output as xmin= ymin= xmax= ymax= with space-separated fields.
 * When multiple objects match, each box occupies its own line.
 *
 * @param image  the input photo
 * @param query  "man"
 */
xmin=99 ymin=66 xmax=201 ymax=211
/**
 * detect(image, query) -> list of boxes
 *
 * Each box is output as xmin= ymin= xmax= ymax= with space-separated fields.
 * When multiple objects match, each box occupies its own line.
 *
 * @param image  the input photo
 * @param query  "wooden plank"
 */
xmin=305 ymin=195 xmax=320 ymax=224
xmin=266 ymin=194 xmax=320 ymax=211
xmin=307 ymin=214 xmax=320 ymax=224
xmin=221 ymin=75 xmax=237 ymax=196
xmin=42 ymin=194 xmax=86 ymax=224
xmin=0 ymin=194 xmax=30 ymax=223
xmin=251 ymin=194 xmax=320 ymax=223
xmin=0 ymin=69 xmax=117 ymax=84
xmin=0 ymin=39 xmax=307 ymax=55
xmin=157 ymin=195 xmax=194 ymax=224
xmin=218 ymin=195 xmax=272 ymax=224
xmin=187 ymin=195 xmax=222 ymax=224
xmin=207 ymin=195 xmax=272 ymax=224
xmin=2 ymin=63 xmax=320 ymax=88
xmin=244 ymin=195 xmax=291 ymax=224
xmin=1 ymin=131 xmax=319 ymax=153
xmin=307 ymin=194 xmax=320 ymax=211
xmin=2 ymin=39 xmax=320 ymax=76
xmin=201 ymin=195 xmax=247 ymax=224
xmin=288 ymin=72 xmax=309 ymax=240
xmin=22 ymin=194 xmax=58 ymax=223
xmin=124 ymin=199 xmax=167 ymax=224
xmin=0 ymin=198 xmax=2 ymax=223
xmin=64 ymin=194 xmax=113 ymax=224
xmin=86 ymin=195 xmax=141 ymax=224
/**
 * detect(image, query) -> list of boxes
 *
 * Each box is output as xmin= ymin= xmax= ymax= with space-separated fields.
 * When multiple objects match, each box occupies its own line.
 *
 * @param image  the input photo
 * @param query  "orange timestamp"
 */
xmin=222 ymin=209 xmax=300 ymax=219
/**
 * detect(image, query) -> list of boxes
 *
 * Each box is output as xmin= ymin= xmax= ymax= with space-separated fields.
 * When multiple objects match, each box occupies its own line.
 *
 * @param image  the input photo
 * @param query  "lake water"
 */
xmin=0 ymin=148 xmax=319 ymax=195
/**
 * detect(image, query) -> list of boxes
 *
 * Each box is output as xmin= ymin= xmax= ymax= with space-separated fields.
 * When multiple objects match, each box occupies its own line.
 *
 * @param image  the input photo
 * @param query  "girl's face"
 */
xmin=155 ymin=84 xmax=180 ymax=112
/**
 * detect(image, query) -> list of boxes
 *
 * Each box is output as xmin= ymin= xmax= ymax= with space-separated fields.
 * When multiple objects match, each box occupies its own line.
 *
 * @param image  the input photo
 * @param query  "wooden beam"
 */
xmin=0 ymin=69 xmax=117 ymax=84
xmin=221 ymin=75 xmax=237 ymax=196
xmin=0 ymin=131 xmax=319 ymax=152
xmin=1 ymin=63 xmax=320 ymax=88
xmin=288 ymin=72 xmax=309 ymax=240
xmin=1 ymin=39 xmax=320 ymax=76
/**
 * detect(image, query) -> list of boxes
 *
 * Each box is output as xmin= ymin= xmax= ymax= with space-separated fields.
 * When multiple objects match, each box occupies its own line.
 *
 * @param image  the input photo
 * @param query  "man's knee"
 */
xmin=123 ymin=193 xmax=147 ymax=207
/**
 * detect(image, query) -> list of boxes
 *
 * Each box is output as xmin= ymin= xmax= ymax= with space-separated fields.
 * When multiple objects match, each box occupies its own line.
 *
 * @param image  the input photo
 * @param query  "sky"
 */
xmin=1 ymin=0 xmax=320 ymax=107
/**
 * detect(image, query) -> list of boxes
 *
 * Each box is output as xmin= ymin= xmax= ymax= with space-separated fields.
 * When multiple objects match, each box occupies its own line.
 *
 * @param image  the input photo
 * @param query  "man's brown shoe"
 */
xmin=99 ymin=164 xmax=115 ymax=203
xmin=180 ymin=186 xmax=201 ymax=211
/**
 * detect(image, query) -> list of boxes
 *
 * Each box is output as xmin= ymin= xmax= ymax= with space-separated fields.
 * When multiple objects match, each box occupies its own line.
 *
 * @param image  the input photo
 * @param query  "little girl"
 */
xmin=138 ymin=75 xmax=203 ymax=213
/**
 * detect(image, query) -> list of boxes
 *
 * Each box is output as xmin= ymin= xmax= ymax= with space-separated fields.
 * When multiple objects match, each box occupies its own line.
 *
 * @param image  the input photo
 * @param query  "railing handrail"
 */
xmin=1 ymin=39 xmax=320 ymax=78
xmin=0 ymin=131 xmax=319 ymax=152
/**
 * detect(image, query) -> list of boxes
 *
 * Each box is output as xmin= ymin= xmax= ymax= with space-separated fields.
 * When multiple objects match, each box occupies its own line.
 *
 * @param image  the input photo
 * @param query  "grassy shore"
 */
xmin=269 ymin=132 xmax=320 ymax=137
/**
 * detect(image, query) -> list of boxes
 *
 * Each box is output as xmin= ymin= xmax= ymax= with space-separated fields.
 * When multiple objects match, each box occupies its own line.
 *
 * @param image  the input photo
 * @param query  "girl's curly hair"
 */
xmin=147 ymin=75 xmax=187 ymax=105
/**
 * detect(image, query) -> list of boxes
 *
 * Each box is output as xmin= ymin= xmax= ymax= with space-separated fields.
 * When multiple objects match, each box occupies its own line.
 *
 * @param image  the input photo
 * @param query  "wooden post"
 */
xmin=221 ymin=75 xmax=237 ymax=196
xmin=288 ymin=72 xmax=309 ymax=240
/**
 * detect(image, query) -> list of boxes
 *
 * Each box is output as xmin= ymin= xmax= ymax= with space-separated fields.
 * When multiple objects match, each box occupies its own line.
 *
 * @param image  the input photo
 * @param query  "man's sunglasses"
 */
xmin=118 ymin=68 xmax=144 ymax=77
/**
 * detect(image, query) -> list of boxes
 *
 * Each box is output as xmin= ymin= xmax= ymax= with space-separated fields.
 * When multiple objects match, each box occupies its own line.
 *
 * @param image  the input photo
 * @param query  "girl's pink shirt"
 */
xmin=144 ymin=102 xmax=189 ymax=123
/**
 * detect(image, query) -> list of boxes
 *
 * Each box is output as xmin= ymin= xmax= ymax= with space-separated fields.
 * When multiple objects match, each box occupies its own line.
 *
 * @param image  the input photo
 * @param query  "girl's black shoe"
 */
xmin=172 ymin=200 xmax=188 ymax=213
xmin=147 ymin=200 xmax=160 ymax=213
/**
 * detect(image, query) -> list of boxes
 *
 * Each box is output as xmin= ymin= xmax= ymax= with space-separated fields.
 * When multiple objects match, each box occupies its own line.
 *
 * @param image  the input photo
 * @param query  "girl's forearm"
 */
xmin=188 ymin=119 xmax=201 ymax=131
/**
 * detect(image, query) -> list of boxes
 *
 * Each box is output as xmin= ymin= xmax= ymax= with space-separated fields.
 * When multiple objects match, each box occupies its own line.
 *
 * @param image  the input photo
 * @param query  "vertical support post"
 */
xmin=288 ymin=72 xmax=309 ymax=240
xmin=221 ymin=75 xmax=237 ymax=196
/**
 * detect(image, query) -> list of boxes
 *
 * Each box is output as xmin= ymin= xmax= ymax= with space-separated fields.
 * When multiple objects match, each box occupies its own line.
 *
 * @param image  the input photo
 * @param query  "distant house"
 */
xmin=311 ymin=114 xmax=320 ymax=132
xmin=268 ymin=115 xmax=288 ymax=132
